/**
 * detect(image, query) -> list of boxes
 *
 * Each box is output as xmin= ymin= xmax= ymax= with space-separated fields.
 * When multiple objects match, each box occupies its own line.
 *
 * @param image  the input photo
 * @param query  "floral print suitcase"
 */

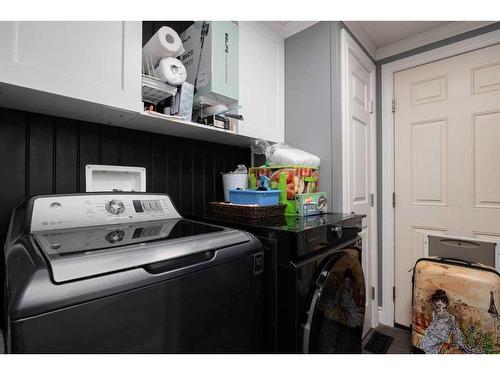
xmin=411 ymin=258 xmax=500 ymax=354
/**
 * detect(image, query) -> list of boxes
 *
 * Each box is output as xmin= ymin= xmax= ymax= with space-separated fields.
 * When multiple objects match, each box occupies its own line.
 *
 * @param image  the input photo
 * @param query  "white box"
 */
xmin=85 ymin=165 xmax=146 ymax=192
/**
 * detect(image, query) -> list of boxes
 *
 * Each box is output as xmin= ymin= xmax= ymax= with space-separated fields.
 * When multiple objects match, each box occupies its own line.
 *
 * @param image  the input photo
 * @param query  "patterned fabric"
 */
xmin=419 ymin=312 xmax=469 ymax=353
xmin=334 ymin=283 xmax=360 ymax=328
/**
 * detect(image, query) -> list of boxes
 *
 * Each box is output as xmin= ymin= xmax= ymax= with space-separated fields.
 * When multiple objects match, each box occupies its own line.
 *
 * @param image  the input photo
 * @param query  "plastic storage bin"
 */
xmin=229 ymin=190 xmax=280 ymax=206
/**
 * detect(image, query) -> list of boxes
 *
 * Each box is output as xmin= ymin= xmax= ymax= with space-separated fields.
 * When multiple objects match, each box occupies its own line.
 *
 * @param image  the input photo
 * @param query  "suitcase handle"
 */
xmin=438 ymin=256 xmax=474 ymax=267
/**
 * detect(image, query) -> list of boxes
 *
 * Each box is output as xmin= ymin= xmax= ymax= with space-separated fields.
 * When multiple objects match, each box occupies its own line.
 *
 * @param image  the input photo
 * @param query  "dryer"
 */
xmin=189 ymin=212 xmax=366 ymax=353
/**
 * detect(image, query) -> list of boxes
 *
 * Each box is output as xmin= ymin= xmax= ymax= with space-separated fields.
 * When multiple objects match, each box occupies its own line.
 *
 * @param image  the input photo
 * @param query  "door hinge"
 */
xmin=392 ymin=97 xmax=396 ymax=113
xmin=370 ymin=193 xmax=375 ymax=207
xmin=392 ymin=192 xmax=396 ymax=208
xmin=393 ymin=286 xmax=396 ymax=302
xmin=370 ymin=100 xmax=374 ymax=114
xmin=371 ymin=286 xmax=375 ymax=300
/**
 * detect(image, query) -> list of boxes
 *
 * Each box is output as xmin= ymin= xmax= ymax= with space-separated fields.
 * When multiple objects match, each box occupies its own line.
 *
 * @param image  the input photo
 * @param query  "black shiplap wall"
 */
xmin=0 ymin=106 xmax=250 ymax=327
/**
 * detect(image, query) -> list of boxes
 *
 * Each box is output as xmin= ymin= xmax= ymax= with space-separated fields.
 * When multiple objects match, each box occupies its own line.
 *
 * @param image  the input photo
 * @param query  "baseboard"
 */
xmin=394 ymin=322 xmax=411 ymax=331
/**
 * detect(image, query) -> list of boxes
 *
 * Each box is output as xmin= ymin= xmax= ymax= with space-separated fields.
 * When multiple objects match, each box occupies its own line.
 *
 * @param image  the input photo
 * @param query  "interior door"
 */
xmin=394 ymin=43 xmax=500 ymax=326
xmin=343 ymin=30 xmax=376 ymax=335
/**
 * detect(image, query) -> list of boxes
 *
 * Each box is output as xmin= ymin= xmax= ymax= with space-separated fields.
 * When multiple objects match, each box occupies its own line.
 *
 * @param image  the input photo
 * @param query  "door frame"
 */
xmin=341 ymin=29 xmax=378 ymax=330
xmin=380 ymin=29 xmax=500 ymax=327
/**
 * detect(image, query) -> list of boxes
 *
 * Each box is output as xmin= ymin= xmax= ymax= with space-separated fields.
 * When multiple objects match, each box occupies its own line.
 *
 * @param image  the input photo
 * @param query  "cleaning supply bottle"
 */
xmin=249 ymin=173 xmax=256 ymax=190
xmin=278 ymin=172 xmax=287 ymax=205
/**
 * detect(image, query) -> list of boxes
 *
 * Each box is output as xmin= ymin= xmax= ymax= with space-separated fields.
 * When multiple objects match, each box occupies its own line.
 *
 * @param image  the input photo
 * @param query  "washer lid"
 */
xmin=33 ymin=219 xmax=250 ymax=283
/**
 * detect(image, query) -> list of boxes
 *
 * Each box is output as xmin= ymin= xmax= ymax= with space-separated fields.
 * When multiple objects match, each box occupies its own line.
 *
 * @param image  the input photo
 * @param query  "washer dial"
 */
xmin=105 ymin=200 xmax=125 ymax=215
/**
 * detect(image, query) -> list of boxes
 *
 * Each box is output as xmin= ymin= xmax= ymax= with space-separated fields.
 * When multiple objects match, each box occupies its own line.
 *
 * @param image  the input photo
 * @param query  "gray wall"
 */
xmin=284 ymin=22 xmax=344 ymax=212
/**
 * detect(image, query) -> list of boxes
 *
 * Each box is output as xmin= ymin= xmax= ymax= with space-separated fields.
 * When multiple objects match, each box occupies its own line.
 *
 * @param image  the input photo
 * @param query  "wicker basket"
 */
xmin=208 ymin=202 xmax=286 ymax=219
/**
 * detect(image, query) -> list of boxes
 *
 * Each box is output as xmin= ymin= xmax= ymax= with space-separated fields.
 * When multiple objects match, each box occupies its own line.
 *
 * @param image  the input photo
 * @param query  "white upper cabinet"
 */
xmin=0 ymin=21 xmax=142 ymax=112
xmin=238 ymin=22 xmax=284 ymax=143
xmin=0 ymin=21 xmax=284 ymax=146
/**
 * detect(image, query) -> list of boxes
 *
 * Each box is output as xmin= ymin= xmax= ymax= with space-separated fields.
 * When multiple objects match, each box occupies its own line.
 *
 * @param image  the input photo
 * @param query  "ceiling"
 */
xmin=257 ymin=21 xmax=495 ymax=60
xmin=344 ymin=21 xmax=494 ymax=60
xmin=260 ymin=21 xmax=318 ymax=39
xmin=356 ymin=21 xmax=453 ymax=48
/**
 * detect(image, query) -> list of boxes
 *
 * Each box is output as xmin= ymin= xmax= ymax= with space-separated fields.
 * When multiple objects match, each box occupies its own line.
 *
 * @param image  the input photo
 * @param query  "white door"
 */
xmin=342 ymin=30 xmax=377 ymax=336
xmin=394 ymin=44 xmax=500 ymax=326
xmin=0 ymin=21 xmax=142 ymax=112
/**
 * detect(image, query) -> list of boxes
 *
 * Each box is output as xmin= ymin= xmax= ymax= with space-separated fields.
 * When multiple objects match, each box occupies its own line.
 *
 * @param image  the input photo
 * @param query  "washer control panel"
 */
xmin=31 ymin=194 xmax=181 ymax=232
xmin=132 ymin=199 xmax=163 ymax=213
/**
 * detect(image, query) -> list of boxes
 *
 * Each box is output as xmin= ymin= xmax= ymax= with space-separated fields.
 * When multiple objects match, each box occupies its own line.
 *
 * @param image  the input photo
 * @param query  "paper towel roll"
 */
xmin=143 ymin=26 xmax=185 ymax=69
xmin=154 ymin=57 xmax=187 ymax=86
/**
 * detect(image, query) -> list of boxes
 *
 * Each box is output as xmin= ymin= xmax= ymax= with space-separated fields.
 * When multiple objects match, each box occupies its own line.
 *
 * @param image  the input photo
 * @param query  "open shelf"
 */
xmin=120 ymin=111 xmax=258 ymax=147
xmin=139 ymin=21 xmax=257 ymax=147
xmin=0 ymin=82 xmax=259 ymax=148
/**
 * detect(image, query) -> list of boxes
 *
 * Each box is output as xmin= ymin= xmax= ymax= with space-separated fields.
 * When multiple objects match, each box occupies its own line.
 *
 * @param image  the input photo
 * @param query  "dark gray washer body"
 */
xmin=4 ymin=194 xmax=264 ymax=353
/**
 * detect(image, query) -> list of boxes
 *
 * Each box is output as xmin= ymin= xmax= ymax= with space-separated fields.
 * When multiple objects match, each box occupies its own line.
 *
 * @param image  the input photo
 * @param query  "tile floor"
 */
xmin=363 ymin=324 xmax=412 ymax=354
xmin=1 ymin=325 xmax=411 ymax=354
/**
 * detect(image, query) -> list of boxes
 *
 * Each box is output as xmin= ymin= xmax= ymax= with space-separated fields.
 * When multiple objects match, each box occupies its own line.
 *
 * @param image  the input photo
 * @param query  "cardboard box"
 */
xmin=199 ymin=114 xmax=229 ymax=129
xmin=295 ymin=192 xmax=328 ymax=216
xmin=180 ymin=22 xmax=239 ymax=105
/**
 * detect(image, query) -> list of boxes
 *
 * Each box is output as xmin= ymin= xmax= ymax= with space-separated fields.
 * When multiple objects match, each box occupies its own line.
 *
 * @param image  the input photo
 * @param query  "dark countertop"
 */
xmin=186 ymin=212 xmax=365 ymax=233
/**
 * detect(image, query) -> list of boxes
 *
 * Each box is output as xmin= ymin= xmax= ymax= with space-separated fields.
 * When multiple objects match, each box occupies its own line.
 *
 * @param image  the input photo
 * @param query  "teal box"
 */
xmin=180 ymin=21 xmax=239 ymax=105
xmin=294 ymin=192 xmax=328 ymax=216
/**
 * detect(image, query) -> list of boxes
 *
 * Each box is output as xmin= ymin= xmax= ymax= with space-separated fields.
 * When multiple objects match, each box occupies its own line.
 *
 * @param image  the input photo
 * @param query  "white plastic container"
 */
xmin=222 ymin=173 xmax=248 ymax=202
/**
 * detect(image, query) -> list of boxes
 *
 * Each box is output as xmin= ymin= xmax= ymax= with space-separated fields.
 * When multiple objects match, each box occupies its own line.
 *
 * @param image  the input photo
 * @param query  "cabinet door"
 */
xmin=238 ymin=22 xmax=284 ymax=143
xmin=0 ymin=21 xmax=142 ymax=112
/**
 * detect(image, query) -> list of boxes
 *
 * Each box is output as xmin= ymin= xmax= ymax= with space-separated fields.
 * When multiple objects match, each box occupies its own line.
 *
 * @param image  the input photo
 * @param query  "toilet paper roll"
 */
xmin=143 ymin=26 xmax=185 ymax=68
xmin=154 ymin=57 xmax=187 ymax=86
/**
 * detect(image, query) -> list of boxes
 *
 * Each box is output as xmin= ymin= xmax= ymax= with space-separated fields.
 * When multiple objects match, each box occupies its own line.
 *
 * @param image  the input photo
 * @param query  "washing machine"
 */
xmin=3 ymin=193 xmax=264 ymax=353
xmin=189 ymin=212 xmax=366 ymax=353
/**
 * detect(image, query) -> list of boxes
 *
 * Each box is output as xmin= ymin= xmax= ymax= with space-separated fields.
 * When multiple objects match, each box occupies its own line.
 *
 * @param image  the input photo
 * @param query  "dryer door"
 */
xmin=302 ymin=248 xmax=365 ymax=353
